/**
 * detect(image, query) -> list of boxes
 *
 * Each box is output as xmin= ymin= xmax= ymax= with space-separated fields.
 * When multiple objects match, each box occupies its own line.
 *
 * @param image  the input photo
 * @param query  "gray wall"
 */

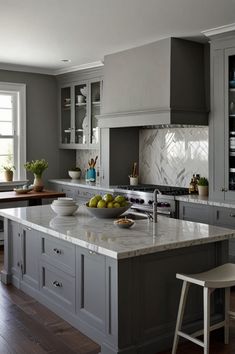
xmin=0 ymin=69 xmax=75 ymax=184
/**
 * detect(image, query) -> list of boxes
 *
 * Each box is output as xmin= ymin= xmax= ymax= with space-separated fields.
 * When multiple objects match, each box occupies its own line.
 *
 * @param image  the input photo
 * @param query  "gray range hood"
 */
xmin=98 ymin=37 xmax=209 ymax=128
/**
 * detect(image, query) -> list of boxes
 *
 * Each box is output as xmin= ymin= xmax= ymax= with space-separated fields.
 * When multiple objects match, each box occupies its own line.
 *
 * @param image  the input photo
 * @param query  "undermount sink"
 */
xmin=122 ymin=212 xmax=150 ymax=220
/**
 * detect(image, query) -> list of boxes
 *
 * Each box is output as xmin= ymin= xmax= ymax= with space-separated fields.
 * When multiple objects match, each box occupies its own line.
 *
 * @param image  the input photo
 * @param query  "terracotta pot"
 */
xmin=198 ymin=185 xmax=208 ymax=197
xmin=33 ymin=174 xmax=44 ymax=192
xmin=4 ymin=170 xmax=13 ymax=182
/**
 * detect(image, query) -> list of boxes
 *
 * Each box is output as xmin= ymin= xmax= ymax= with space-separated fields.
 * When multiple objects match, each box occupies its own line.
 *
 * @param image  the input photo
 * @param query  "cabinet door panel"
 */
xmin=40 ymin=262 xmax=75 ymax=313
xmin=21 ymin=227 xmax=40 ymax=289
xmin=209 ymin=49 xmax=225 ymax=200
xmin=76 ymin=247 xmax=106 ymax=332
xmin=9 ymin=220 xmax=21 ymax=279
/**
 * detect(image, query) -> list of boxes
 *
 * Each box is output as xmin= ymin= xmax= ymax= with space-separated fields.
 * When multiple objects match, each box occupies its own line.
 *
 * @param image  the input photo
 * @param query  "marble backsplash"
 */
xmin=139 ymin=127 xmax=208 ymax=187
xmin=76 ymin=149 xmax=99 ymax=179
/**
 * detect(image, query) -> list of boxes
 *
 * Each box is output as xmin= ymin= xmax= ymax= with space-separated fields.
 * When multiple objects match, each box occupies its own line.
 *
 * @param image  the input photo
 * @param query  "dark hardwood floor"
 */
xmin=0 ymin=247 xmax=100 ymax=354
xmin=1 ymin=246 xmax=235 ymax=353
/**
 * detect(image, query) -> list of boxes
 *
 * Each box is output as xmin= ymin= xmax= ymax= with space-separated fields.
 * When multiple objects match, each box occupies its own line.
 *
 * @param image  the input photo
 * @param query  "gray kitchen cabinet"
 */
xmin=20 ymin=226 xmax=40 ymax=291
xmin=9 ymin=220 xmax=21 ymax=286
xmin=58 ymin=68 xmax=103 ymax=150
xmin=7 ymin=220 xmax=40 ymax=291
xmin=76 ymin=247 xmax=106 ymax=333
xmin=206 ymin=31 xmax=235 ymax=201
xmin=212 ymin=206 xmax=235 ymax=261
xmin=178 ymin=201 xmax=212 ymax=224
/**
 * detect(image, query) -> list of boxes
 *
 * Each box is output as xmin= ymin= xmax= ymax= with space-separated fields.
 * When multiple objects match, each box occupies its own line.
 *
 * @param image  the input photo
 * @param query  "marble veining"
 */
xmin=139 ymin=127 xmax=208 ymax=187
xmin=0 ymin=204 xmax=234 ymax=260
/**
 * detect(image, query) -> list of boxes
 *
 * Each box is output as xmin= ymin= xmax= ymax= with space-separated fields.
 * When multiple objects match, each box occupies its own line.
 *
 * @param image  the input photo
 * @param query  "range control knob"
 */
xmin=130 ymin=198 xmax=135 ymax=203
xmin=139 ymin=199 xmax=145 ymax=204
xmin=135 ymin=199 xmax=140 ymax=203
xmin=148 ymin=200 xmax=153 ymax=205
xmin=164 ymin=202 xmax=171 ymax=207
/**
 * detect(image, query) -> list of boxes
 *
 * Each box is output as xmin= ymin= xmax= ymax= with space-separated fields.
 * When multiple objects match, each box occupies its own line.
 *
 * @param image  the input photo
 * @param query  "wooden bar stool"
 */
xmin=172 ymin=263 xmax=235 ymax=354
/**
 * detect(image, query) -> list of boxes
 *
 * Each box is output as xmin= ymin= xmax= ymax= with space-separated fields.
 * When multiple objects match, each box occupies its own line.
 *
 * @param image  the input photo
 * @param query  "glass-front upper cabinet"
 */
xmin=228 ymin=54 xmax=235 ymax=191
xmin=89 ymin=80 xmax=101 ymax=146
xmin=59 ymin=78 xmax=102 ymax=149
xmin=61 ymin=86 xmax=72 ymax=145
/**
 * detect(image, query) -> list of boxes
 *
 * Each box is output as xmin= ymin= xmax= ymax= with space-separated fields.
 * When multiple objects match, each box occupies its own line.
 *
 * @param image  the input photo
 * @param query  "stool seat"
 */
xmin=172 ymin=263 xmax=235 ymax=354
xmin=177 ymin=263 xmax=235 ymax=288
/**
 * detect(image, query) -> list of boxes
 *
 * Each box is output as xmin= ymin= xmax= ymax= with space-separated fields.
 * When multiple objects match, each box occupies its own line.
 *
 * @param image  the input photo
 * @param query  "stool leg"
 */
xmin=203 ymin=287 xmax=211 ymax=354
xmin=172 ymin=281 xmax=190 ymax=354
xmin=225 ymin=287 xmax=230 ymax=344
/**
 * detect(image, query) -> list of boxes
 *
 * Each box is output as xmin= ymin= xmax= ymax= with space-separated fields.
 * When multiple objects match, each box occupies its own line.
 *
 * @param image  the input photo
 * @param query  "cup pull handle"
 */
xmin=53 ymin=280 xmax=62 ymax=288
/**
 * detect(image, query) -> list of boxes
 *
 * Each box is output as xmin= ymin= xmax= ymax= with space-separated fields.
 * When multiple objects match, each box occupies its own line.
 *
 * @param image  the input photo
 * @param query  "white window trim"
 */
xmin=0 ymin=82 xmax=26 ymax=180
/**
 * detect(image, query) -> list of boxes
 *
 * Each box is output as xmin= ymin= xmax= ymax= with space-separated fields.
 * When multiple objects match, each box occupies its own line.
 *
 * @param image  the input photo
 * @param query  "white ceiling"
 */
xmin=1 ymin=0 xmax=235 ymax=75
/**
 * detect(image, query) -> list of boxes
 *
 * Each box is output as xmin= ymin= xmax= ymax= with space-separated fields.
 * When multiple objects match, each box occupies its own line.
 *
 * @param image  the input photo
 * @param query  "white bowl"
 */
xmin=52 ymin=200 xmax=77 ymax=207
xmin=68 ymin=170 xmax=81 ymax=179
xmin=51 ymin=203 xmax=78 ymax=216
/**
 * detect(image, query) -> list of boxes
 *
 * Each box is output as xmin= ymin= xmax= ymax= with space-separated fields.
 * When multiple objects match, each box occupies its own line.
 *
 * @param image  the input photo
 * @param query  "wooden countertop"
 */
xmin=0 ymin=190 xmax=65 ymax=203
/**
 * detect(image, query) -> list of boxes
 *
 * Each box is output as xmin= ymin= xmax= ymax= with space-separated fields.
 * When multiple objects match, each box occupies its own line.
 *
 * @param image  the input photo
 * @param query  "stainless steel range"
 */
xmin=115 ymin=184 xmax=189 ymax=218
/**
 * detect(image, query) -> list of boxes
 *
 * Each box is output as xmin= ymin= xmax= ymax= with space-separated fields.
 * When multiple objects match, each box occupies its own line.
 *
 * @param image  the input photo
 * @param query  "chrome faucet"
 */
xmin=153 ymin=189 xmax=158 ymax=223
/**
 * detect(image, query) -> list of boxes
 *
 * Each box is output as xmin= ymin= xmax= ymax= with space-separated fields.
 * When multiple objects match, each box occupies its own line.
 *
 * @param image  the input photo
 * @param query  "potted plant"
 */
xmin=198 ymin=177 xmax=209 ymax=197
xmin=2 ymin=165 xmax=15 ymax=182
xmin=24 ymin=159 xmax=48 ymax=192
xmin=68 ymin=167 xmax=81 ymax=179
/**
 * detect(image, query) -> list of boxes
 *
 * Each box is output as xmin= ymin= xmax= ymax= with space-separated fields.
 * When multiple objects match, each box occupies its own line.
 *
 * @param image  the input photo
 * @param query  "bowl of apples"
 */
xmin=85 ymin=193 xmax=131 ymax=218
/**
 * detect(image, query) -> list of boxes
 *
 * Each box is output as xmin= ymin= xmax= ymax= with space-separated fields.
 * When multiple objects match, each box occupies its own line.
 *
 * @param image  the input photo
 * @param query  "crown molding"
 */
xmin=202 ymin=23 xmax=235 ymax=38
xmin=54 ymin=61 xmax=104 ymax=75
xmin=0 ymin=60 xmax=104 ymax=76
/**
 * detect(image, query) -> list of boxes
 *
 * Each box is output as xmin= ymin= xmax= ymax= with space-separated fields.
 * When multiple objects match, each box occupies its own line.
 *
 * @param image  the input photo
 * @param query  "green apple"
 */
xmin=89 ymin=196 xmax=98 ymax=208
xmin=114 ymin=195 xmax=126 ymax=203
xmin=95 ymin=194 xmax=102 ymax=201
xmin=103 ymin=193 xmax=114 ymax=203
xmin=97 ymin=200 xmax=107 ymax=208
xmin=113 ymin=202 xmax=121 ymax=208
xmin=107 ymin=201 xmax=114 ymax=208
xmin=120 ymin=201 xmax=128 ymax=207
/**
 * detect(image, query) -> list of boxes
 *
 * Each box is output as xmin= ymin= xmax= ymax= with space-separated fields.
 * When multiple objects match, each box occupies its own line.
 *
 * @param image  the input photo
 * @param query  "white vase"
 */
xmin=198 ymin=185 xmax=208 ymax=197
xmin=33 ymin=174 xmax=44 ymax=192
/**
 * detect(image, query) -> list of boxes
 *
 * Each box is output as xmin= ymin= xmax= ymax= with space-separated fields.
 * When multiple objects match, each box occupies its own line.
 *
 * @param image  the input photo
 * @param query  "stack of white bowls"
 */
xmin=51 ymin=197 xmax=78 ymax=216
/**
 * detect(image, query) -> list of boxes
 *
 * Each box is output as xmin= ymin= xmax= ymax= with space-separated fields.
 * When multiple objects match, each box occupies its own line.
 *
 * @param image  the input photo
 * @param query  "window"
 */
xmin=0 ymin=83 xmax=26 ymax=181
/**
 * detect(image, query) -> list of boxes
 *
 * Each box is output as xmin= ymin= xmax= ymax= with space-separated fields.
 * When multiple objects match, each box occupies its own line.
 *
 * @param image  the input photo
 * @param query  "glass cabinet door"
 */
xmin=228 ymin=54 xmax=235 ymax=191
xmin=74 ymin=83 xmax=88 ymax=145
xmin=61 ymin=87 xmax=72 ymax=144
xmin=89 ymin=81 xmax=101 ymax=146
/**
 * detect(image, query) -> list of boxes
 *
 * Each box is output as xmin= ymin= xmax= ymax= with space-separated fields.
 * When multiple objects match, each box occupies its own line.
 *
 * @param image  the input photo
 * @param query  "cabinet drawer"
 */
xmin=213 ymin=207 xmax=235 ymax=229
xmin=41 ymin=235 xmax=75 ymax=275
xmin=40 ymin=262 xmax=75 ymax=312
xmin=178 ymin=202 xmax=212 ymax=224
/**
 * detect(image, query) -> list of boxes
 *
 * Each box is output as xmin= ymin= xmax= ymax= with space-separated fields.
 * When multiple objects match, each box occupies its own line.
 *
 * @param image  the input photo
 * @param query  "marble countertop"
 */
xmin=0 ymin=205 xmax=234 ymax=260
xmin=175 ymin=195 xmax=235 ymax=208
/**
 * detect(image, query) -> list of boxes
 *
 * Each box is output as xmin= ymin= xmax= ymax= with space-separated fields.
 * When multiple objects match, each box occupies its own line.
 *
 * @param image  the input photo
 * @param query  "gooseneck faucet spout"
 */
xmin=153 ymin=189 xmax=158 ymax=223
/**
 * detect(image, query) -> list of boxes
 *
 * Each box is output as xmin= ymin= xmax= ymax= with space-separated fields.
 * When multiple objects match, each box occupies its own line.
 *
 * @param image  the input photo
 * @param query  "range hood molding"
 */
xmin=99 ymin=37 xmax=209 ymax=128
xmin=97 ymin=107 xmax=208 ymax=128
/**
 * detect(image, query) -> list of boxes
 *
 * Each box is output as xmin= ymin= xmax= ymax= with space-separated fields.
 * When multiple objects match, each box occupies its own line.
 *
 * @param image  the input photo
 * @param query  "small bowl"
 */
xmin=68 ymin=170 xmax=81 ymax=179
xmin=51 ymin=203 xmax=78 ymax=216
xmin=114 ymin=218 xmax=135 ymax=228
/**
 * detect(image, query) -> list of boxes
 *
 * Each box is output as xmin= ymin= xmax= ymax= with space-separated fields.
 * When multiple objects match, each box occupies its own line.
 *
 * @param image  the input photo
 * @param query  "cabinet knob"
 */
xmin=53 ymin=280 xmax=62 ymax=288
xmin=53 ymin=248 xmax=62 ymax=255
xmin=221 ymin=187 xmax=228 ymax=192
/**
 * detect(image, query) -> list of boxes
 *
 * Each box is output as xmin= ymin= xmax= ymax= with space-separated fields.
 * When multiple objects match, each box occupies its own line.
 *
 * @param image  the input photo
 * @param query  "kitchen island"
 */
xmin=0 ymin=205 xmax=234 ymax=354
